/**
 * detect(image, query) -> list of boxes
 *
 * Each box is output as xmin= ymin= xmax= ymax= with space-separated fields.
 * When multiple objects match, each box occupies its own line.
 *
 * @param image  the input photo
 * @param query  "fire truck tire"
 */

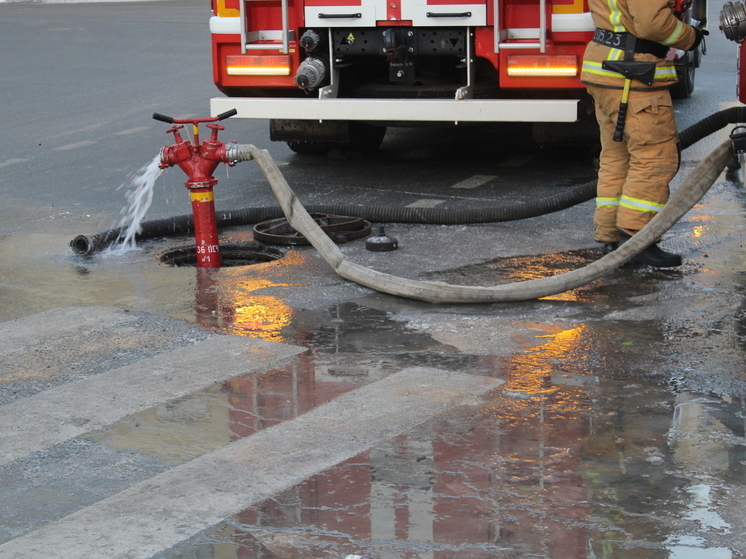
xmin=286 ymin=140 xmax=336 ymax=155
xmin=671 ymin=51 xmax=696 ymax=99
xmin=286 ymin=123 xmax=386 ymax=155
xmin=348 ymin=122 xmax=387 ymax=153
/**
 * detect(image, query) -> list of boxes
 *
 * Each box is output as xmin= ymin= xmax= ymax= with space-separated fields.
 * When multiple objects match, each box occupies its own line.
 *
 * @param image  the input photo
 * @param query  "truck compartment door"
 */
xmin=304 ymin=0 xmax=384 ymax=26
xmin=304 ymin=0 xmax=486 ymax=26
xmin=401 ymin=0 xmax=486 ymax=26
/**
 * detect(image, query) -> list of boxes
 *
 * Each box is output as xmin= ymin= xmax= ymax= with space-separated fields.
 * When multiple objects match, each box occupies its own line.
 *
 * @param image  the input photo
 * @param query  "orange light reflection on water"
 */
xmin=495 ymin=251 xmax=598 ymax=302
xmin=194 ymin=253 xmax=308 ymax=342
xmin=689 ymin=214 xmax=712 ymax=240
xmin=479 ymin=323 xmax=594 ymax=532
xmin=503 ymin=325 xmax=586 ymax=401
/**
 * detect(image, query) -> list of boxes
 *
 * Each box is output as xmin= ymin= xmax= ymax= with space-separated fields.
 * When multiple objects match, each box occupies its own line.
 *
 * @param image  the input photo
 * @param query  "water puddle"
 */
xmin=81 ymin=302 xmax=481 ymax=465
xmin=85 ymin=351 xmax=368 ymax=463
xmin=155 ymin=377 xmax=744 ymax=558
xmin=90 ymin=315 xmax=739 ymax=559
xmin=423 ymin=247 xmax=685 ymax=305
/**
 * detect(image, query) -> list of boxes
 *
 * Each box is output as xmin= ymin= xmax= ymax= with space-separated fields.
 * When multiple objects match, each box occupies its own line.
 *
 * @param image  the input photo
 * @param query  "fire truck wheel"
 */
xmin=286 ymin=123 xmax=386 ymax=155
xmin=671 ymin=51 xmax=696 ymax=99
xmin=348 ymin=122 xmax=387 ymax=154
xmin=286 ymin=140 xmax=335 ymax=155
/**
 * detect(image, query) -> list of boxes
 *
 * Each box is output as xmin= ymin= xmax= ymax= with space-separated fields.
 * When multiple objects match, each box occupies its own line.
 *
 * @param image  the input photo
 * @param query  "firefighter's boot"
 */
xmin=619 ymin=233 xmax=682 ymax=267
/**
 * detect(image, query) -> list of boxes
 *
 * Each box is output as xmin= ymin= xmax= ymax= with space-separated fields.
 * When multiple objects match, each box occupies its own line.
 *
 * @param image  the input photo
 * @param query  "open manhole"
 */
xmin=159 ymin=242 xmax=284 ymax=268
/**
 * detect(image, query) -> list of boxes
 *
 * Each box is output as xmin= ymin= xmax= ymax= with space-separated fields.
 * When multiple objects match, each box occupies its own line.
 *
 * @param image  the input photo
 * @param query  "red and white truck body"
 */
xmin=208 ymin=0 xmax=601 ymax=148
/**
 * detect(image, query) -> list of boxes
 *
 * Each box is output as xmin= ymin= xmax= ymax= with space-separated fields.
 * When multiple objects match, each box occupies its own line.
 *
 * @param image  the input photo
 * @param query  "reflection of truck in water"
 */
xmin=208 ymin=0 xmax=704 ymax=152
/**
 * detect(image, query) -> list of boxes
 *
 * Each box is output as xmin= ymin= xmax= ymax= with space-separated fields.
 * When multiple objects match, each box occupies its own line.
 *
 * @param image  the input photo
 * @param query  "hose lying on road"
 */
xmin=242 ymin=139 xmax=733 ymax=302
xmin=70 ymin=106 xmax=746 ymax=257
xmin=70 ymin=187 xmax=595 ymax=255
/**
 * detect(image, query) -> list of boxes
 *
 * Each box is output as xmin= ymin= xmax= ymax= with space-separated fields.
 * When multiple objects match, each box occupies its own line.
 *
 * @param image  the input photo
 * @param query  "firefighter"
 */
xmin=581 ymin=0 xmax=705 ymax=267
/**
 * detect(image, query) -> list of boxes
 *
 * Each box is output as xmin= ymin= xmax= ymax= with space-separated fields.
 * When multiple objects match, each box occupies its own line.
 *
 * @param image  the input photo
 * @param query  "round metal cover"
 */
xmin=253 ymin=213 xmax=372 ymax=245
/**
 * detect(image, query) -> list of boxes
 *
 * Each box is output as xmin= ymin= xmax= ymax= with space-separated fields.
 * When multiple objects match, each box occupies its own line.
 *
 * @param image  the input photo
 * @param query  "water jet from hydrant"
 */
xmin=111 ymin=154 xmax=163 ymax=255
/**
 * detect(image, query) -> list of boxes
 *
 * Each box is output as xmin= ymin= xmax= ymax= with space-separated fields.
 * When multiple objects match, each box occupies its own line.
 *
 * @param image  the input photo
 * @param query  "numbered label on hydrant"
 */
xmin=197 ymin=245 xmax=219 ymax=254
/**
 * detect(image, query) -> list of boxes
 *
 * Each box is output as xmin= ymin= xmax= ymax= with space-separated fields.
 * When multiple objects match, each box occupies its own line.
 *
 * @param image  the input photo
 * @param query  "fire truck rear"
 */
xmin=209 ymin=0 xmax=697 ymax=152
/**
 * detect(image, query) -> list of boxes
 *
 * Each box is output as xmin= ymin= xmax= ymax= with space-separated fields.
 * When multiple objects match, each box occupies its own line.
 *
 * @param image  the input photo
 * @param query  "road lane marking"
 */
xmin=451 ymin=175 xmax=496 ymax=189
xmin=0 ymin=368 xmax=502 ymax=559
xmin=407 ymin=199 xmax=445 ymax=208
xmin=113 ymin=126 xmax=152 ymax=136
xmin=52 ymin=140 xmax=96 ymax=151
xmin=0 ymin=158 xmax=29 ymax=169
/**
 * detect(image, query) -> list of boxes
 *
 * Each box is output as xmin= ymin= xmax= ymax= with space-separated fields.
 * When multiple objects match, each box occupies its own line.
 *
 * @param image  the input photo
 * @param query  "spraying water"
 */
xmin=110 ymin=154 xmax=164 ymax=254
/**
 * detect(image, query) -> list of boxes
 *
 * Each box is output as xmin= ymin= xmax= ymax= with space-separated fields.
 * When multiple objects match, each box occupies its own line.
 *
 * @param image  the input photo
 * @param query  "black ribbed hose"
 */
xmin=70 ymin=106 xmax=746 ymax=256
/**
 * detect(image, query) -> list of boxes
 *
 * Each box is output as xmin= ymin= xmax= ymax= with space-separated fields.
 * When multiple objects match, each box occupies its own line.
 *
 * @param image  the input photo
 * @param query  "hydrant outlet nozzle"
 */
xmin=225 ymin=143 xmax=255 ymax=164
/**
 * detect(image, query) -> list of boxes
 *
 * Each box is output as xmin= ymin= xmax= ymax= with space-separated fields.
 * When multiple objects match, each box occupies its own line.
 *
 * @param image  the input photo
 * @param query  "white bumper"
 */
xmin=210 ymin=97 xmax=579 ymax=123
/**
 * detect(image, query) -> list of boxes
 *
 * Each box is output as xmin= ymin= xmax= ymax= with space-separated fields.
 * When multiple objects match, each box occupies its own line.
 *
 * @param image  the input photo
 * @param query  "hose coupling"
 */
xmin=294 ymin=57 xmax=328 ymax=91
xmin=225 ymin=142 xmax=254 ymax=164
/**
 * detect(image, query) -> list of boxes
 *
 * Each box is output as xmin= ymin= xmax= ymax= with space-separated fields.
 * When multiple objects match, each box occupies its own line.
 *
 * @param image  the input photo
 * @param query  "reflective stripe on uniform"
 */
xmin=662 ymin=19 xmax=686 ymax=46
xmin=596 ymin=197 xmax=620 ymax=207
xmin=582 ymin=61 xmax=678 ymax=80
xmin=606 ymin=0 xmax=626 ymax=32
xmin=609 ymin=48 xmax=624 ymax=61
xmin=654 ymin=66 xmax=678 ymax=79
xmin=619 ymin=194 xmax=665 ymax=212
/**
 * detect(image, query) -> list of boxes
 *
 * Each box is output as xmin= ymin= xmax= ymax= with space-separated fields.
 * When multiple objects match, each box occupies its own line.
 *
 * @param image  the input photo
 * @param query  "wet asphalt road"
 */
xmin=2 ymin=0 xmax=746 ymax=557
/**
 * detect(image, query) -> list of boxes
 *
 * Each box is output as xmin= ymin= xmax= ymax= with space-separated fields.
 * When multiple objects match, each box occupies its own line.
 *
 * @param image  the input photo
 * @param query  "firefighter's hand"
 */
xmin=691 ymin=25 xmax=708 ymax=50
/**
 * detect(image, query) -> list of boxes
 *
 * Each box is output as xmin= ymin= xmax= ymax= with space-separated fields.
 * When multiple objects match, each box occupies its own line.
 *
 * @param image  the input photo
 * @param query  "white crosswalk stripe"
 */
xmin=0 ymin=335 xmax=304 ymax=467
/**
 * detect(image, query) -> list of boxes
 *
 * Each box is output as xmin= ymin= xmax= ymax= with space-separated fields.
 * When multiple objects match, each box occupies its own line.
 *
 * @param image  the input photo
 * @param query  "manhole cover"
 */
xmin=253 ymin=213 xmax=371 ymax=245
xmin=159 ymin=242 xmax=284 ymax=267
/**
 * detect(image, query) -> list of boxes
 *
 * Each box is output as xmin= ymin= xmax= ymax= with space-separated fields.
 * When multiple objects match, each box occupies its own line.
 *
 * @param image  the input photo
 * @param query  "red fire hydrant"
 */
xmin=154 ymin=109 xmax=237 ymax=268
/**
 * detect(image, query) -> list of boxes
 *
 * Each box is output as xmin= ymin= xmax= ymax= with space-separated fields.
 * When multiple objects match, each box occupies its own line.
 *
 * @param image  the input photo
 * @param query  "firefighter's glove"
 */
xmin=691 ymin=26 xmax=708 ymax=50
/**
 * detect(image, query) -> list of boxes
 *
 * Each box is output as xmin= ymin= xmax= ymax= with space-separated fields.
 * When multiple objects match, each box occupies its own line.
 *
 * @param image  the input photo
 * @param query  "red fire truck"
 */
xmin=209 ymin=0 xmax=703 ymax=152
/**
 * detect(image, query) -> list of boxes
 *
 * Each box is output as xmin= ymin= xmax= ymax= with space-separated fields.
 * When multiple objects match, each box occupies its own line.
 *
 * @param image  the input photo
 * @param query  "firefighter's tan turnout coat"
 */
xmin=581 ymin=0 xmax=698 ymax=242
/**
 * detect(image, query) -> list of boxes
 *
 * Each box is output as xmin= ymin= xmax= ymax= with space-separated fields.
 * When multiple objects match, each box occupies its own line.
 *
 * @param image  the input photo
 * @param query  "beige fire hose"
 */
xmin=229 ymin=140 xmax=733 ymax=303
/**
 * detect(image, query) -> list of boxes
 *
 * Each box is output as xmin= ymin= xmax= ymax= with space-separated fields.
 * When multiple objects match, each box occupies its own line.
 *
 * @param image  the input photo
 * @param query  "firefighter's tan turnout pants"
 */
xmin=587 ymin=84 xmax=680 ymax=243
